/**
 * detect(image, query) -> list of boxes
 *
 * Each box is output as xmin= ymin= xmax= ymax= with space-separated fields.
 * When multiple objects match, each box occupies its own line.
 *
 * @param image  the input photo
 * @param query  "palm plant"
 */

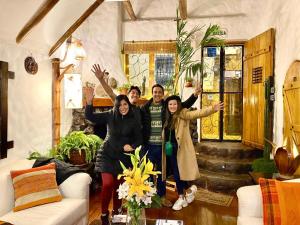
xmin=173 ymin=10 xmax=225 ymax=94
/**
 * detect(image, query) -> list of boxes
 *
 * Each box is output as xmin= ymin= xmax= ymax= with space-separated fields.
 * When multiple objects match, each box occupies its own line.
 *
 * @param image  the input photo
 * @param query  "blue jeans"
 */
xmin=144 ymin=144 xmax=188 ymax=196
xmin=144 ymin=144 xmax=166 ymax=197
xmin=167 ymin=143 xmax=188 ymax=195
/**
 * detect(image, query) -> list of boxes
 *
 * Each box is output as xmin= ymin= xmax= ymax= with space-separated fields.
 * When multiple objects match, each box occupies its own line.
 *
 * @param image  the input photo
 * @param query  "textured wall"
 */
xmin=0 ymin=41 xmax=52 ymax=166
xmin=1 ymin=0 xmax=300 ymax=167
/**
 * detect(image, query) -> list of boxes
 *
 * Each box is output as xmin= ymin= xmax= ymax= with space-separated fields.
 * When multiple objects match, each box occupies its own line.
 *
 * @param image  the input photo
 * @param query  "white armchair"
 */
xmin=237 ymin=178 xmax=300 ymax=225
xmin=0 ymin=159 xmax=92 ymax=225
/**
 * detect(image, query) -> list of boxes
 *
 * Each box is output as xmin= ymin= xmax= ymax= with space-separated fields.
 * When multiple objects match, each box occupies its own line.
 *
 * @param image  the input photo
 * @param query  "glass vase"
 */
xmin=126 ymin=207 xmax=146 ymax=225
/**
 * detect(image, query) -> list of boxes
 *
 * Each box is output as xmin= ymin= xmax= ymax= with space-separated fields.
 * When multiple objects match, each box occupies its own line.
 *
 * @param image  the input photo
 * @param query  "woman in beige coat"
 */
xmin=162 ymin=95 xmax=223 ymax=210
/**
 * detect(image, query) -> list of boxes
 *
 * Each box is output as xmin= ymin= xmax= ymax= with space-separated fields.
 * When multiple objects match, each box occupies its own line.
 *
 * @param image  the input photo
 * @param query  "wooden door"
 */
xmin=283 ymin=61 xmax=300 ymax=156
xmin=242 ymin=29 xmax=275 ymax=149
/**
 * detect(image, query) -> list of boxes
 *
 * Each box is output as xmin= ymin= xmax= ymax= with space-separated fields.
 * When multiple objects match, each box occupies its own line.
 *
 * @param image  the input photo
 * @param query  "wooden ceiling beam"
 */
xmin=48 ymin=0 xmax=104 ymax=57
xmin=123 ymin=1 xmax=137 ymax=21
xmin=16 ymin=0 xmax=60 ymax=43
xmin=179 ymin=0 xmax=187 ymax=20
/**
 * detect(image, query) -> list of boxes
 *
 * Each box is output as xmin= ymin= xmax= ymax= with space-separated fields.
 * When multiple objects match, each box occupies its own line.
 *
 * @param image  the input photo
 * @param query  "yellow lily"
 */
xmin=126 ymin=168 xmax=151 ymax=197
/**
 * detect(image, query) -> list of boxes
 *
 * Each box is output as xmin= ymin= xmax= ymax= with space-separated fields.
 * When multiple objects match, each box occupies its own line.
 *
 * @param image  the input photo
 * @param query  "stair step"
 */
xmin=196 ymin=153 xmax=254 ymax=174
xmin=192 ymin=169 xmax=254 ymax=194
xmin=196 ymin=142 xmax=263 ymax=159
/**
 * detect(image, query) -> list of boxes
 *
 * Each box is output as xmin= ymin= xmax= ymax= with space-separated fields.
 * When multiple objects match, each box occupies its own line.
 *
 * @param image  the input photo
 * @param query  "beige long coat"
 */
xmin=161 ymin=106 xmax=215 ymax=181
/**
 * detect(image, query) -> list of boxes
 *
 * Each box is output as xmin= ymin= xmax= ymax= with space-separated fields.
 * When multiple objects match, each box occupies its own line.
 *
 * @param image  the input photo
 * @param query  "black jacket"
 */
xmin=85 ymin=105 xmax=143 ymax=175
xmin=141 ymin=94 xmax=198 ymax=145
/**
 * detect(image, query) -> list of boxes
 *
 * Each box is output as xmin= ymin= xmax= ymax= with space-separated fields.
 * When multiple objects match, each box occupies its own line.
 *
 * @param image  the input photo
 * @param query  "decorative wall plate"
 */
xmin=24 ymin=56 xmax=38 ymax=75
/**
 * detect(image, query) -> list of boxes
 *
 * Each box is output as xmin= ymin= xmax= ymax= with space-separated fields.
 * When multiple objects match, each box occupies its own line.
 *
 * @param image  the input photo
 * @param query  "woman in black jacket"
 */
xmin=85 ymin=89 xmax=143 ymax=225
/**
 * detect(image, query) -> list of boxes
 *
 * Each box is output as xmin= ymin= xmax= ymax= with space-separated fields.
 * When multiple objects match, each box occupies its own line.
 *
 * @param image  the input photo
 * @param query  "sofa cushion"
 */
xmin=275 ymin=180 xmax=300 ymax=225
xmin=259 ymin=178 xmax=281 ymax=225
xmin=0 ymin=160 xmax=35 ymax=216
xmin=10 ymin=163 xmax=62 ymax=212
xmin=0 ymin=198 xmax=86 ymax=225
xmin=237 ymin=216 xmax=263 ymax=225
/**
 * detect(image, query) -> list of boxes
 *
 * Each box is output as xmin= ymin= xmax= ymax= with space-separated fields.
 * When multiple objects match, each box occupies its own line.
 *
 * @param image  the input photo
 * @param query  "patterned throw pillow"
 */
xmin=259 ymin=178 xmax=281 ymax=225
xmin=10 ymin=163 xmax=62 ymax=212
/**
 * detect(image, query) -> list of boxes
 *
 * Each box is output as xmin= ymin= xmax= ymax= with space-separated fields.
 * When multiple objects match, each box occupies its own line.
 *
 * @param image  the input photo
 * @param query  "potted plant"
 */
xmin=57 ymin=131 xmax=102 ymax=166
xmin=185 ymin=76 xmax=194 ymax=87
xmin=117 ymin=83 xmax=131 ymax=95
xmin=170 ymin=9 xmax=225 ymax=94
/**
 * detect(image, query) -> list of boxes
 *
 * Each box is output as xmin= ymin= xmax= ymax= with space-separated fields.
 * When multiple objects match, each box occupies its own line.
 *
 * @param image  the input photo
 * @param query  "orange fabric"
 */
xmin=10 ymin=163 xmax=62 ymax=212
xmin=259 ymin=178 xmax=281 ymax=225
xmin=275 ymin=180 xmax=300 ymax=225
xmin=10 ymin=163 xmax=55 ymax=178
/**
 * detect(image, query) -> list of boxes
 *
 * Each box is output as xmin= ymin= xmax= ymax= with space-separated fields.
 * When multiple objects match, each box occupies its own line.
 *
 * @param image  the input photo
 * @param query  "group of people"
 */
xmin=84 ymin=64 xmax=223 ymax=225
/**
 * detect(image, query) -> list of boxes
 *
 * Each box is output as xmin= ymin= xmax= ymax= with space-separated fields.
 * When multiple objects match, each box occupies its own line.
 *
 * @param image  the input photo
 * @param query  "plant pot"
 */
xmin=119 ymin=88 xmax=128 ymax=95
xmin=69 ymin=149 xmax=87 ymax=166
xmin=185 ymin=81 xmax=193 ymax=87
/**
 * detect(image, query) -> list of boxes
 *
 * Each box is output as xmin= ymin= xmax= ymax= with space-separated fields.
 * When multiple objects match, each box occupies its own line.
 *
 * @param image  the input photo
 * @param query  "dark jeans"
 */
xmin=144 ymin=144 xmax=166 ymax=197
xmin=144 ymin=144 xmax=187 ymax=196
xmin=167 ymin=143 xmax=188 ymax=195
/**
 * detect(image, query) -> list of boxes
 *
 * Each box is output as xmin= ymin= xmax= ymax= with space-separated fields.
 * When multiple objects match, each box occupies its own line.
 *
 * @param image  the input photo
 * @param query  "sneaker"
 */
xmin=172 ymin=196 xmax=188 ymax=211
xmin=161 ymin=196 xmax=172 ymax=207
xmin=185 ymin=185 xmax=197 ymax=204
xmin=101 ymin=214 xmax=110 ymax=225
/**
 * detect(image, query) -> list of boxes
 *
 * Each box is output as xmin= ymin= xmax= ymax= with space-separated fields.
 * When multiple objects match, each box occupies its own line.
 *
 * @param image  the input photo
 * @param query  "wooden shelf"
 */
xmin=92 ymin=98 xmax=148 ymax=107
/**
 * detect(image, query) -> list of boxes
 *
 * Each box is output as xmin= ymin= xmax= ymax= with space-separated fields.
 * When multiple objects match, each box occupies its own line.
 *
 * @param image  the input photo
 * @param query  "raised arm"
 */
xmin=91 ymin=64 xmax=116 ymax=102
xmin=84 ymin=87 xmax=109 ymax=124
xmin=180 ymin=102 xmax=224 ymax=120
xmin=181 ymin=85 xmax=201 ymax=108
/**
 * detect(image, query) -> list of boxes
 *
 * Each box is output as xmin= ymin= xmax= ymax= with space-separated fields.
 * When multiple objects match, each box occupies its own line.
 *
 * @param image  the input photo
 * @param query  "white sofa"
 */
xmin=237 ymin=178 xmax=300 ymax=225
xmin=0 ymin=159 xmax=92 ymax=225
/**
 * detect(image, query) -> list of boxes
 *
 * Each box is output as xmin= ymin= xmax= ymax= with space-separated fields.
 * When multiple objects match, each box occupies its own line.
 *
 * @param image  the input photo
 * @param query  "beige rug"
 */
xmin=194 ymin=188 xmax=234 ymax=207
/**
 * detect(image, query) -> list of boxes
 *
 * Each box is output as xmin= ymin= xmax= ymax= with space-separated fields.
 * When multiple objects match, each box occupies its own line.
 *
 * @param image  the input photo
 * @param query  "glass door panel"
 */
xmin=201 ymin=93 xmax=220 ymax=140
xmin=202 ymin=47 xmax=220 ymax=92
xmin=201 ymin=45 xmax=243 ymax=141
xmin=223 ymin=94 xmax=242 ymax=140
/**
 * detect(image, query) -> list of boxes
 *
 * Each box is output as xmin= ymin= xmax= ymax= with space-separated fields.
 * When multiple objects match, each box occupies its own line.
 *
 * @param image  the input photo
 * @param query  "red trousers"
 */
xmin=100 ymin=173 xmax=122 ymax=214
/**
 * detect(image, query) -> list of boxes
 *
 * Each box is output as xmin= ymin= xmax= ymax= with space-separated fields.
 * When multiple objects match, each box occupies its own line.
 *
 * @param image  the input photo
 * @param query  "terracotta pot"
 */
xmin=274 ymin=147 xmax=300 ymax=177
xmin=119 ymin=88 xmax=128 ymax=95
xmin=185 ymin=81 xmax=193 ymax=87
xmin=69 ymin=149 xmax=87 ymax=166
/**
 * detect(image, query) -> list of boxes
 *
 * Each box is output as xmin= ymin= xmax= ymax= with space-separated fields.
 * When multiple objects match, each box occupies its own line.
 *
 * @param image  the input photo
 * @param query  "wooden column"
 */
xmin=52 ymin=58 xmax=61 ymax=147
xmin=0 ymin=61 xmax=14 ymax=159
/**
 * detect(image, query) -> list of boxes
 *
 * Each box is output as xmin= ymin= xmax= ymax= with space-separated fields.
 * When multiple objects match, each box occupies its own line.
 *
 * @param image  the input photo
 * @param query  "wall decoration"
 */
xmin=24 ymin=56 xmax=38 ymax=75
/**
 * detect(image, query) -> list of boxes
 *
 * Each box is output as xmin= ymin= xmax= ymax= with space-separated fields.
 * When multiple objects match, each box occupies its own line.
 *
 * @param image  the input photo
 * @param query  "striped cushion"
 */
xmin=10 ymin=163 xmax=62 ymax=212
xmin=259 ymin=178 xmax=281 ymax=225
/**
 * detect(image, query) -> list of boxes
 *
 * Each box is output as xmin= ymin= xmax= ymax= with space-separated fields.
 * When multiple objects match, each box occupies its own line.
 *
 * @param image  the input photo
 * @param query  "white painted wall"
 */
xmin=0 ymin=41 xmax=52 ymax=166
xmin=1 ymin=0 xmax=300 ymax=166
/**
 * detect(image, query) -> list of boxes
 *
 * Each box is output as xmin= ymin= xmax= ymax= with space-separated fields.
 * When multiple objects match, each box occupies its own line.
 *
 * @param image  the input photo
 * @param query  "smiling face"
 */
xmin=168 ymin=100 xmax=178 ymax=114
xmin=128 ymin=89 xmax=140 ymax=105
xmin=152 ymin=86 xmax=164 ymax=104
xmin=119 ymin=99 xmax=129 ymax=115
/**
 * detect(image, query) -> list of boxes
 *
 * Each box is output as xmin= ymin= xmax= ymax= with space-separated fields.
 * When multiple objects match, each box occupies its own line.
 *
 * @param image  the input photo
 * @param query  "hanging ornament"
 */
xmin=24 ymin=56 xmax=38 ymax=75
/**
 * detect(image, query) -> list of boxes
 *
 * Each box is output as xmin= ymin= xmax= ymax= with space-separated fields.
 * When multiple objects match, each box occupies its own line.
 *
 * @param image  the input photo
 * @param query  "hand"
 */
xmin=213 ymin=102 xmax=224 ymax=112
xmin=83 ymin=87 xmax=94 ymax=105
xmin=194 ymin=83 xmax=202 ymax=97
xmin=91 ymin=64 xmax=106 ymax=81
xmin=123 ymin=144 xmax=134 ymax=152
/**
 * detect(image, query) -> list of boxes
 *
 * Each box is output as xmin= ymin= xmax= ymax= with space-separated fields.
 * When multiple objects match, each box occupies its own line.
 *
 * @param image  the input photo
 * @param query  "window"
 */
xmin=123 ymin=41 xmax=177 ymax=98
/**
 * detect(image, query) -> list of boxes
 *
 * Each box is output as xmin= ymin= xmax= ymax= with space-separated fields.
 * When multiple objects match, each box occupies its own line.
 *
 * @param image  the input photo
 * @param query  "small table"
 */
xmin=111 ymin=216 xmax=183 ymax=225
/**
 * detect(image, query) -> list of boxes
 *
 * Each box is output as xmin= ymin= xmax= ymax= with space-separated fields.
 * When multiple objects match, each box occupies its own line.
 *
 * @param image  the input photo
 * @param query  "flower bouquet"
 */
xmin=117 ymin=146 xmax=161 ymax=225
